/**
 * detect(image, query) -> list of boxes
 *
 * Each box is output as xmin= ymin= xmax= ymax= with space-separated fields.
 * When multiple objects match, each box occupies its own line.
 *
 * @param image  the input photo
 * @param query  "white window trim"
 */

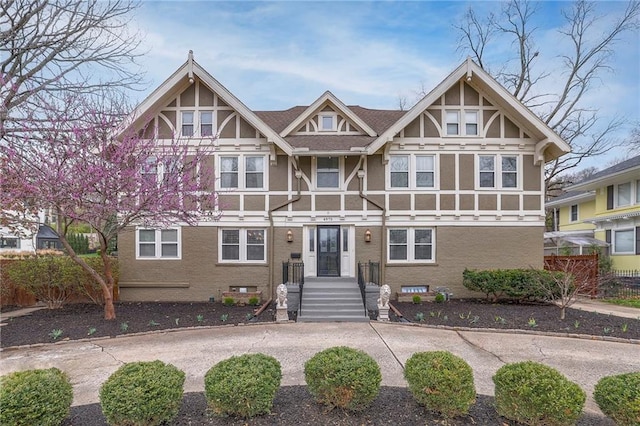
xmin=387 ymin=227 xmax=435 ymax=263
xmin=181 ymin=111 xmax=194 ymax=137
xmin=615 ymin=182 xmax=632 ymax=208
xmin=612 ymin=228 xmax=635 ymax=254
xmin=314 ymin=156 xmax=342 ymax=190
xmin=218 ymin=228 xmax=267 ymax=264
xmin=319 ymin=113 xmax=337 ymax=131
xmin=445 ymin=109 xmax=480 ymax=136
xmin=476 ymin=154 xmax=520 ymax=190
xmin=387 ymin=154 xmax=437 ymax=190
xmin=200 ymin=111 xmax=214 ymax=137
xmin=136 ymin=228 xmax=182 ymax=260
xmin=217 ymin=154 xmax=268 ymax=191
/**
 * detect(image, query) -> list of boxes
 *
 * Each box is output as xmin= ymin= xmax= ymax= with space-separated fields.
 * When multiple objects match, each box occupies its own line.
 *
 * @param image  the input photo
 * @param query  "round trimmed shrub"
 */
xmin=205 ymin=353 xmax=282 ymax=418
xmin=594 ymin=372 xmax=640 ymax=425
xmin=404 ymin=351 xmax=476 ymax=418
xmin=0 ymin=367 xmax=73 ymax=426
xmin=493 ymin=361 xmax=585 ymax=426
xmin=99 ymin=360 xmax=185 ymax=426
xmin=304 ymin=346 xmax=381 ymax=411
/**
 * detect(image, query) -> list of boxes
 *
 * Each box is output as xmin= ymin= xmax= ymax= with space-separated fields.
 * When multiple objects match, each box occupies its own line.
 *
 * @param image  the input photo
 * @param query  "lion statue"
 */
xmin=377 ymin=284 xmax=391 ymax=308
xmin=276 ymin=283 xmax=288 ymax=309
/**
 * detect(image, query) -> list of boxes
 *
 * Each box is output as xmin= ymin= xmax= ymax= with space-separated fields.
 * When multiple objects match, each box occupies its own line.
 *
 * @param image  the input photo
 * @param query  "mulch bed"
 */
xmin=62 ymin=387 xmax=613 ymax=426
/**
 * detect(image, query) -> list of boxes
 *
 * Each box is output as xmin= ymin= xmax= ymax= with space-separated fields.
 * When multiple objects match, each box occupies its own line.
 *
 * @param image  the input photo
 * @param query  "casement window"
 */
xmin=570 ymin=204 xmax=578 ymax=222
xmin=389 ymin=155 xmax=435 ymax=189
xmin=613 ymin=229 xmax=634 ymax=254
xmin=478 ymin=155 xmax=518 ymax=189
xmin=200 ymin=111 xmax=213 ymax=136
xmin=0 ymin=237 xmax=20 ymax=249
xmin=181 ymin=111 xmax=194 ymax=137
xmin=445 ymin=111 xmax=459 ymax=135
xmin=137 ymin=228 xmax=180 ymax=259
xmin=219 ymin=155 xmax=266 ymax=190
xmin=320 ymin=115 xmax=335 ymax=131
xmin=388 ymin=228 xmax=434 ymax=262
xmin=616 ymin=182 xmax=631 ymax=207
xmin=316 ymin=157 xmax=340 ymax=188
xmin=220 ymin=229 xmax=266 ymax=262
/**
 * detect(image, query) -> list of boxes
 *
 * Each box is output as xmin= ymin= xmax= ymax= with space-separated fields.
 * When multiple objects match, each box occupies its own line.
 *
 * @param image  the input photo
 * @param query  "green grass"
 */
xmin=79 ymin=253 xmax=100 ymax=258
xmin=602 ymin=298 xmax=640 ymax=309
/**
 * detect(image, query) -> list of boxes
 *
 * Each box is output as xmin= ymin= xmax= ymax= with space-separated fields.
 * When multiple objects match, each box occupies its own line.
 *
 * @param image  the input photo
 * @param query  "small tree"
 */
xmin=537 ymin=256 xmax=598 ymax=319
xmin=1 ymin=93 xmax=218 ymax=319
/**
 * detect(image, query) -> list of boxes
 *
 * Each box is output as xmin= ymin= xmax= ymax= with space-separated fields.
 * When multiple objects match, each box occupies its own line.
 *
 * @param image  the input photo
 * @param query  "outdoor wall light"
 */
xmin=287 ymin=229 xmax=294 ymax=243
xmin=364 ymin=229 xmax=372 ymax=243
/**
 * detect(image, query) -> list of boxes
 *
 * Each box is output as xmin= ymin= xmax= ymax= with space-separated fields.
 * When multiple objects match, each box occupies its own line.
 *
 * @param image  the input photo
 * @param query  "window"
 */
xmin=637 ymin=180 xmax=640 ymax=204
xmin=220 ymin=157 xmax=238 ymax=188
xmin=141 ymin=157 xmax=158 ymax=187
xmin=181 ymin=111 xmax=194 ymax=136
xmin=0 ymin=237 xmax=19 ymax=249
xmin=320 ymin=115 xmax=334 ymax=131
xmin=446 ymin=111 xmax=459 ymax=135
xmin=617 ymin=182 xmax=631 ymax=207
xmin=416 ymin=155 xmax=435 ymax=188
xmin=309 ymin=228 xmax=315 ymax=252
xmin=137 ymin=229 xmax=180 ymax=259
xmin=317 ymin=157 xmax=339 ymax=188
xmin=388 ymin=228 xmax=435 ymax=262
xmin=570 ymin=204 xmax=578 ymax=222
xmin=479 ymin=155 xmax=495 ymax=188
xmin=478 ymin=155 xmax=519 ymax=189
xmin=465 ymin=111 xmax=478 ymax=135
xmin=501 ymin=156 xmax=518 ymax=188
xmin=613 ymin=229 xmax=634 ymax=254
xmin=390 ymin=156 xmax=409 ymax=188
xmin=220 ymin=229 xmax=265 ymax=262
xmin=342 ymin=228 xmax=349 ymax=252
xmin=245 ymin=156 xmax=264 ymax=189
xmin=200 ymin=111 xmax=213 ymax=136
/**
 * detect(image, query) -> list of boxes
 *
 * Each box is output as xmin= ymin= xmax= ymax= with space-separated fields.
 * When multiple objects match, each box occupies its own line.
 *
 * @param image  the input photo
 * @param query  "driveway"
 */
xmin=1 ymin=322 xmax=637 ymax=417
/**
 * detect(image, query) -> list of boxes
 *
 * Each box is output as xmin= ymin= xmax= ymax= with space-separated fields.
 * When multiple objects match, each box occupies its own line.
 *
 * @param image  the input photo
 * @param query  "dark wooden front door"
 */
xmin=317 ymin=226 xmax=340 ymax=277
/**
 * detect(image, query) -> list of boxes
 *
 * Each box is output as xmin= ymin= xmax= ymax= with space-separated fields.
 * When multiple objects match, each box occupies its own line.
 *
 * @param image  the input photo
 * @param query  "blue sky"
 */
xmin=131 ymin=1 xmax=639 ymax=165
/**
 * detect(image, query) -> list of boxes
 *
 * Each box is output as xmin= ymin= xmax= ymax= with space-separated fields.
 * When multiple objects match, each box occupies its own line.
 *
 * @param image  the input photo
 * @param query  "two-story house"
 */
xmin=117 ymin=53 xmax=569 ymax=302
xmin=546 ymin=156 xmax=640 ymax=270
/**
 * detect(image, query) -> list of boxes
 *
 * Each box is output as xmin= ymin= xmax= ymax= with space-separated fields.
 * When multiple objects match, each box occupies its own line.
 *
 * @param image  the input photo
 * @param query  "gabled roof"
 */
xmin=567 ymin=155 xmax=640 ymax=191
xmin=278 ymin=91 xmax=377 ymax=137
xmin=366 ymin=58 xmax=571 ymax=163
xmin=545 ymin=190 xmax=595 ymax=208
xmin=123 ymin=51 xmax=293 ymax=155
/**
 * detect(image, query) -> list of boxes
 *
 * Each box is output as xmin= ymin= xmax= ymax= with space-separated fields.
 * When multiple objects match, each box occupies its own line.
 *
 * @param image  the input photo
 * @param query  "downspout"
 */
xmin=356 ymin=155 xmax=386 ymax=285
xmin=268 ymin=163 xmax=302 ymax=298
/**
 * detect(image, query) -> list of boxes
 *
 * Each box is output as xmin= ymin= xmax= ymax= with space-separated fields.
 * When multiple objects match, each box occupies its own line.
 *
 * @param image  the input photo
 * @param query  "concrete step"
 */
xmin=297 ymin=314 xmax=369 ymax=323
xmin=298 ymin=278 xmax=367 ymax=322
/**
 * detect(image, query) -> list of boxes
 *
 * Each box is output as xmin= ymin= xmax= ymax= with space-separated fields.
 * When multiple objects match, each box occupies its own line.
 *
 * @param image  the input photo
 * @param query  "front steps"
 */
xmin=297 ymin=278 xmax=369 ymax=322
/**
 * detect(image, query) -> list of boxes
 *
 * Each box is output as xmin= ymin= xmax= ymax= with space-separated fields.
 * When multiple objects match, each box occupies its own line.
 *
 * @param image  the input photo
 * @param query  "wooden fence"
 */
xmin=543 ymin=254 xmax=599 ymax=297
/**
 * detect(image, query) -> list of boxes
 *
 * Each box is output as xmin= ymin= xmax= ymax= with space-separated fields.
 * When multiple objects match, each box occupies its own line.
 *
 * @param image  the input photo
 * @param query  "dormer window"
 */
xmin=320 ymin=115 xmax=335 ymax=131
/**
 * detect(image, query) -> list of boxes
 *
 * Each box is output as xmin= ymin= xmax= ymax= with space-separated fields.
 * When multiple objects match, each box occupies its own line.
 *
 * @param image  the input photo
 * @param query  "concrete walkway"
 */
xmin=1 ymin=322 xmax=637 ymax=421
xmin=572 ymin=298 xmax=640 ymax=319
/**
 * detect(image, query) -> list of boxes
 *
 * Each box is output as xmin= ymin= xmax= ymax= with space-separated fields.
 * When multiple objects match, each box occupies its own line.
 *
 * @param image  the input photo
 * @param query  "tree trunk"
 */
xmin=560 ymin=306 xmax=566 ymax=320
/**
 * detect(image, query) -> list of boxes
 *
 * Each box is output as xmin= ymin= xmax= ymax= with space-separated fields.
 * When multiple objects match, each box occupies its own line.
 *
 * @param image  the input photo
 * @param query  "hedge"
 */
xmin=462 ymin=268 xmax=562 ymax=301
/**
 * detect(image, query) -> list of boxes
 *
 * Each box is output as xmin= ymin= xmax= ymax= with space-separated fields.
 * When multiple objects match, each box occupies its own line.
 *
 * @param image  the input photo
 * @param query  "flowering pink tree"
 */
xmin=1 ymin=94 xmax=218 ymax=319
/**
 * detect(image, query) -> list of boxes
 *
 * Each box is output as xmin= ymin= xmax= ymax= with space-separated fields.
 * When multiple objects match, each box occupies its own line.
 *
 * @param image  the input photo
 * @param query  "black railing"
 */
xmin=601 ymin=270 xmax=640 ymax=298
xmin=282 ymin=261 xmax=304 ymax=314
xmin=358 ymin=261 xmax=380 ymax=315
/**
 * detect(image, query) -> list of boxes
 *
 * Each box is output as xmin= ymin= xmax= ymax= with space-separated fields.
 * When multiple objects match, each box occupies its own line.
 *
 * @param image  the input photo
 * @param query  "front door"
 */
xmin=317 ymin=225 xmax=340 ymax=276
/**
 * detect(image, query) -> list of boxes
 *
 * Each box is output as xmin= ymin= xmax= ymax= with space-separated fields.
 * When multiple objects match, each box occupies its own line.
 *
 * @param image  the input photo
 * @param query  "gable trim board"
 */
xmin=117 ymin=54 xmax=570 ymax=303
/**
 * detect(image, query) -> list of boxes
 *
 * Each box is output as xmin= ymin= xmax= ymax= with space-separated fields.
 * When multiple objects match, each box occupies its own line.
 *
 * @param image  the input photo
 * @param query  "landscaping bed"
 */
xmin=391 ymin=299 xmax=640 ymax=340
xmin=61 ymin=387 xmax=612 ymax=426
xmin=0 ymin=301 xmax=275 ymax=348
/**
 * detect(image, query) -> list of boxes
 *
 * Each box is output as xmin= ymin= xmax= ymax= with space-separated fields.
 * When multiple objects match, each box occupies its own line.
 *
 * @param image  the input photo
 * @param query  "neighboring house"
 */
xmin=0 ymin=211 xmax=61 ymax=254
xmin=0 ymin=227 xmax=35 ymax=253
xmin=546 ymin=156 xmax=640 ymax=270
xmin=117 ymin=53 xmax=569 ymax=302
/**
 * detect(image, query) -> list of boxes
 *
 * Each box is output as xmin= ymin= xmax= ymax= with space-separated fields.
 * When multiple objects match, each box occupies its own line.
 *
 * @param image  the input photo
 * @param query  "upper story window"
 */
xmin=478 ymin=155 xmax=518 ymax=189
xmin=446 ymin=110 xmax=479 ymax=136
xmin=317 ymin=157 xmax=339 ymax=188
xmin=137 ymin=228 xmax=180 ymax=259
xmin=219 ymin=155 xmax=266 ymax=190
xmin=389 ymin=155 xmax=435 ymax=189
xmin=200 ymin=111 xmax=213 ymax=136
xmin=181 ymin=111 xmax=194 ymax=137
xmin=220 ymin=229 xmax=266 ymax=263
xmin=617 ymin=182 xmax=631 ymax=207
xmin=388 ymin=228 xmax=434 ymax=262
xmin=570 ymin=204 xmax=578 ymax=222
xmin=320 ymin=115 xmax=335 ymax=131
xmin=637 ymin=180 xmax=640 ymax=204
